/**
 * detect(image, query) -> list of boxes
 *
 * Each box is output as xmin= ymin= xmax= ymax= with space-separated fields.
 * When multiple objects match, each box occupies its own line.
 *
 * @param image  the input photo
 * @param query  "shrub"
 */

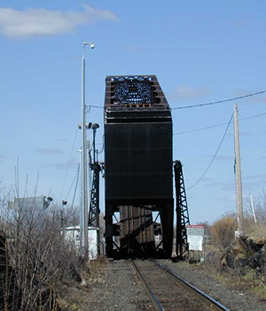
xmin=210 ymin=215 xmax=236 ymax=250
xmin=0 ymin=198 xmax=82 ymax=311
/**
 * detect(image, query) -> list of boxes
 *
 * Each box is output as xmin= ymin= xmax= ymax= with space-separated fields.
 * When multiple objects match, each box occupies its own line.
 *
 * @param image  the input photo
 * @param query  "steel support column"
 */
xmin=174 ymin=160 xmax=190 ymax=258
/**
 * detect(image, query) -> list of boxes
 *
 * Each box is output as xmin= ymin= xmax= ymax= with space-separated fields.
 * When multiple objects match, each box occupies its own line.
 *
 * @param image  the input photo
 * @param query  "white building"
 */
xmin=64 ymin=225 xmax=98 ymax=260
xmin=186 ymin=224 xmax=207 ymax=262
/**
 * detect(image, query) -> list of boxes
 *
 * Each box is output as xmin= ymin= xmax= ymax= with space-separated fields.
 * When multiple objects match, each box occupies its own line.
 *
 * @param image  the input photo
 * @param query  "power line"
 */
xmin=97 ymin=134 xmax=105 ymax=154
xmin=188 ymin=113 xmax=234 ymax=190
xmin=86 ymin=90 xmax=266 ymax=110
xmin=60 ymin=129 xmax=78 ymax=200
xmin=174 ymin=110 xmax=266 ymax=136
xmin=71 ymin=163 xmax=80 ymax=209
xmin=241 ymin=110 xmax=266 ymax=121
xmin=174 ymin=122 xmax=227 ymax=135
xmin=66 ymin=168 xmax=78 ymax=201
xmin=171 ymin=90 xmax=266 ymax=110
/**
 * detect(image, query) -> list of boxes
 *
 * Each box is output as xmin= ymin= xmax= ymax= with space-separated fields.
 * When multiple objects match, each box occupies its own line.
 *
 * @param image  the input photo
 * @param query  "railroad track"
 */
xmin=131 ymin=259 xmax=230 ymax=311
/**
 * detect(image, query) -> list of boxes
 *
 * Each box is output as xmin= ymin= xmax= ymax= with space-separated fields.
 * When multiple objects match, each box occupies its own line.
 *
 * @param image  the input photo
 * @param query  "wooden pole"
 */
xmin=234 ymin=104 xmax=244 ymax=237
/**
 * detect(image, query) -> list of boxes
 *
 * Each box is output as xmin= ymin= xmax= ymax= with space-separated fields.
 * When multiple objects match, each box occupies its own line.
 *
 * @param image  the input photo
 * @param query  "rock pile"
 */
xmin=221 ymin=236 xmax=265 ymax=275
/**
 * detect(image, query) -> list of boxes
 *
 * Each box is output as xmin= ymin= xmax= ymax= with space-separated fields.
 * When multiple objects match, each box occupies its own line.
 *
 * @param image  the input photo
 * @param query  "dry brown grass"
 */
xmin=245 ymin=222 xmax=266 ymax=242
xmin=57 ymin=257 xmax=108 ymax=311
xmin=210 ymin=216 xmax=236 ymax=250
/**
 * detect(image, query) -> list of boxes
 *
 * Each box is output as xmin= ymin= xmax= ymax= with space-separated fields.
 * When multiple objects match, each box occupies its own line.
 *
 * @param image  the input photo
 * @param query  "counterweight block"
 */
xmin=104 ymin=75 xmax=173 ymax=258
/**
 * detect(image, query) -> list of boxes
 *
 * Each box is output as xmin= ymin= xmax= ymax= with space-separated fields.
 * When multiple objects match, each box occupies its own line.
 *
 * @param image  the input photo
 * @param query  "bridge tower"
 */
xmin=104 ymin=75 xmax=174 ymax=258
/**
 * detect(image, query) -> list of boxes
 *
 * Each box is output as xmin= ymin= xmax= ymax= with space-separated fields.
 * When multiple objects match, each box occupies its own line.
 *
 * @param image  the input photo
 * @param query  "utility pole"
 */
xmin=234 ymin=104 xmax=244 ymax=237
xmin=81 ymin=47 xmax=89 ymax=260
xmin=80 ymin=41 xmax=95 ymax=260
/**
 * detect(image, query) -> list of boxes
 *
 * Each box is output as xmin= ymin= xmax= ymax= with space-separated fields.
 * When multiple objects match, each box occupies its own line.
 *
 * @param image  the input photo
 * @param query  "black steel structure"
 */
xmin=104 ymin=75 xmax=173 ymax=258
xmin=174 ymin=160 xmax=190 ymax=258
xmin=88 ymin=124 xmax=103 ymax=255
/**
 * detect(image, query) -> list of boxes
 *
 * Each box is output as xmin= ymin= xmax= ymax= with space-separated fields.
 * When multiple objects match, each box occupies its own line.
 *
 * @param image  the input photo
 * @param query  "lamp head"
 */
xmin=92 ymin=123 xmax=100 ymax=130
xmin=82 ymin=42 xmax=95 ymax=49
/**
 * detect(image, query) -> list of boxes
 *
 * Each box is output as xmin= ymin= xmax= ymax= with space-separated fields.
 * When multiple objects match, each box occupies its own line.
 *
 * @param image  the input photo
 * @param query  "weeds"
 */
xmin=0 ymin=196 xmax=82 ymax=311
xmin=210 ymin=215 xmax=236 ymax=250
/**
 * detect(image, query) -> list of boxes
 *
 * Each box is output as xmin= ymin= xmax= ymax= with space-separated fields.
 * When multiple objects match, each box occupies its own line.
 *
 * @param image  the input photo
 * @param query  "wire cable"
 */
xmin=59 ymin=129 xmax=78 ymax=200
xmin=97 ymin=134 xmax=105 ymax=154
xmin=85 ymin=90 xmax=266 ymax=110
xmin=66 ymin=170 xmax=77 ymax=201
xmin=174 ymin=122 xmax=227 ymax=136
xmin=188 ymin=113 xmax=234 ymax=190
xmin=174 ymin=110 xmax=266 ymax=136
xmin=71 ymin=164 xmax=80 ymax=209
xmin=171 ymin=90 xmax=266 ymax=110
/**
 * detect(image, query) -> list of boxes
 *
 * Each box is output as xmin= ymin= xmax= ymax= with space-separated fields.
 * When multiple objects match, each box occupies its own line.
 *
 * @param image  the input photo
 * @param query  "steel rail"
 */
xmin=131 ymin=260 xmax=165 ymax=311
xmin=152 ymin=260 xmax=231 ymax=311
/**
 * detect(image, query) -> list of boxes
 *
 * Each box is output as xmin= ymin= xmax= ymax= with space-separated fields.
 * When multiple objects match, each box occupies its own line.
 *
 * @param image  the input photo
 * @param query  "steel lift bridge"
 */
xmin=101 ymin=75 xmax=190 ymax=259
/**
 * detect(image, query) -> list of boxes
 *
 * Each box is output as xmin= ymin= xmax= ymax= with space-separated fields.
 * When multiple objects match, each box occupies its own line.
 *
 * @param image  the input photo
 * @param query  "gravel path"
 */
xmin=158 ymin=259 xmax=266 ymax=311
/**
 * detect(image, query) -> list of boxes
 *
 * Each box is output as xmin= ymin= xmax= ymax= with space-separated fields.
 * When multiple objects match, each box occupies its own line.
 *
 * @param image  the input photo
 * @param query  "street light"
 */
xmin=80 ymin=41 xmax=95 ymax=261
xmin=82 ymin=41 xmax=95 ymax=49
xmin=43 ymin=196 xmax=53 ymax=209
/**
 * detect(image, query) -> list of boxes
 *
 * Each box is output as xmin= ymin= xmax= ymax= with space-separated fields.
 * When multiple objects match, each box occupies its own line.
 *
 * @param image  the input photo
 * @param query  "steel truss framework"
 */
xmin=88 ymin=159 xmax=104 ymax=257
xmin=88 ymin=162 xmax=102 ymax=227
xmin=174 ymin=160 xmax=190 ymax=258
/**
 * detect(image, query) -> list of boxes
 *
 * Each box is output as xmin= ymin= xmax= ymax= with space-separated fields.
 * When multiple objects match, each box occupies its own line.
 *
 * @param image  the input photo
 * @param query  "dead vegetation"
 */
xmin=210 ymin=215 xmax=236 ymax=250
xmin=204 ymin=212 xmax=266 ymax=300
xmin=0 ymin=195 xmax=85 ymax=311
xmin=57 ymin=257 xmax=108 ymax=311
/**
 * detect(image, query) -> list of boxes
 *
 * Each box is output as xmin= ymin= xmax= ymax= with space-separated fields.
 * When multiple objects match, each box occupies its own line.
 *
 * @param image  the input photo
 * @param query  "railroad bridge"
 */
xmin=99 ymin=75 xmax=190 ymax=258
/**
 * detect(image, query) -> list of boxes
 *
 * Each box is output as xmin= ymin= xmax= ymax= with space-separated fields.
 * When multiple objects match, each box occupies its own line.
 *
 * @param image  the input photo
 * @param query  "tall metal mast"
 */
xmin=81 ymin=48 xmax=89 ymax=260
xmin=80 ymin=42 xmax=95 ymax=260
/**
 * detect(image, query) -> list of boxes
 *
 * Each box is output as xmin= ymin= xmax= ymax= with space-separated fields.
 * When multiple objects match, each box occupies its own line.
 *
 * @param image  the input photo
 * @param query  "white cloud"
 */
xmin=0 ymin=5 xmax=117 ymax=37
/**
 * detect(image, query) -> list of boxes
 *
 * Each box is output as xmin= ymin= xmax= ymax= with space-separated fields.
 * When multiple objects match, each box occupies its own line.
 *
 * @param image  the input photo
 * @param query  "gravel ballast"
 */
xmin=60 ymin=259 xmax=266 ymax=310
xmin=158 ymin=259 xmax=266 ymax=311
xmin=84 ymin=260 xmax=152 ymax=311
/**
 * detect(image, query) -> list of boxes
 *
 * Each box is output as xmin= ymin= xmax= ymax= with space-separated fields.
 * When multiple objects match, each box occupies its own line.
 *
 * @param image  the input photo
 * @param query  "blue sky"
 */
xmin=1 ymin=1 xmax=266 ymax=224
